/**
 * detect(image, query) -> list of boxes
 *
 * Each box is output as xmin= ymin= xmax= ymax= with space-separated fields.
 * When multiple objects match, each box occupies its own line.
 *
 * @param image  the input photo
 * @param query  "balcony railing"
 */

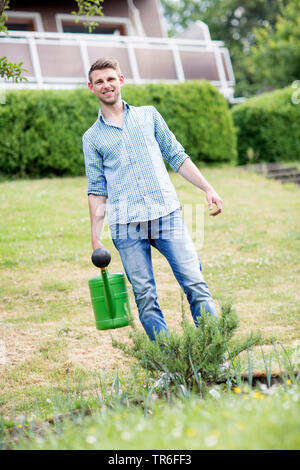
xmin=0 ymin=30 xmax=235 ymax=100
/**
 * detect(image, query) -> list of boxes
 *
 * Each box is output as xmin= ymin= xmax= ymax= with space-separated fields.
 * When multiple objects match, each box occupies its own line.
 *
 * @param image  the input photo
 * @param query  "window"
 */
xmin=56 ymin=14 xmax=132 ymax=36
xmin=6 ymin=11 xmax=44 ymax=32
xmin=6 ymin=19 xmax=35 ymax=32
xmin=61 ymin=21 xmax=126 ymax=36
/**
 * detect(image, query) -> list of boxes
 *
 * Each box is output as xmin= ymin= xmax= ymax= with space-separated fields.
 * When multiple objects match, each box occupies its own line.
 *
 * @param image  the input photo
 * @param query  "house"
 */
xmin=0 ymin=0 xmax=237 ymax=102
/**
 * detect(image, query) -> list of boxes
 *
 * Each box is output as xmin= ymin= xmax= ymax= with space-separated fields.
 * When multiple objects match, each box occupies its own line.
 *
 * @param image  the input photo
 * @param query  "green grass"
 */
xmin=0 ymin=166 xmax=300 ymax=449
xmin=7 ymin=384 xmax=300 ymax=450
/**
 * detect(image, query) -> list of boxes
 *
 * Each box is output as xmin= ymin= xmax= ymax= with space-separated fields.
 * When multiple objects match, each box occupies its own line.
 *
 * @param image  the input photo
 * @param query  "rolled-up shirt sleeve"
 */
xmin=152 ymin=106 xmax=190 ymax=172
xmin=83 ymin=135 xmax=108 ymax=197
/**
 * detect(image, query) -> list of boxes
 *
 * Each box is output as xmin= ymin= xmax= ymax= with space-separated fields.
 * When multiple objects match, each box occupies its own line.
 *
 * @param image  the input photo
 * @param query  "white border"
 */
xmin=55 ymin=14 xmax=133 ymax=35
xmin=195 ymin=21 xmax=211 ymax=42
xmin=155 ymin=0 xmax=168 ymax=38
xmin=6 ymin=11 xmax=44 ymax=32
xmin=220 ymin=47 xmax=235 ymax=84
xmin=0 ymin=30 xmax=224 ymax=46
xmin=0 ymin=30 xmax=236 ymax=98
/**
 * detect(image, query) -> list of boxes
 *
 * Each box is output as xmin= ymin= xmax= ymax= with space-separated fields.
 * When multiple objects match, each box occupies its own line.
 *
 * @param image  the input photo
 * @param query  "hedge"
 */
xmin=231 ymin=86 xmax=300 ymax=165
xmin=0 ymin=81 xmax=237 ymax=178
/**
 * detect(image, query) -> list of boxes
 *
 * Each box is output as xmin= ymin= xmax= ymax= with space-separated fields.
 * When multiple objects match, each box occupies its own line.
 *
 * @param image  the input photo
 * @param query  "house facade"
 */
xmin=0 ymin=0 xmax=237 ymax=102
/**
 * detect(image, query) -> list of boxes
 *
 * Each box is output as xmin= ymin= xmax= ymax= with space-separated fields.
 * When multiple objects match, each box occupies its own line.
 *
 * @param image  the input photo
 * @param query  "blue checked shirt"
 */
xmin=83 ymin=101 xmax=190 ymax=225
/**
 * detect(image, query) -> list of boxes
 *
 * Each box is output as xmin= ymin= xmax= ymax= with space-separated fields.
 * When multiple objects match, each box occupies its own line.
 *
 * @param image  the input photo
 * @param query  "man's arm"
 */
xmin=152 ymin=107 xmax=189 ymax=172
xmin=83 ymin=135 xmax=109 ymax=248
xmin=151 ymin=107 xmax=222 ymax=216
xmin=88 ymin=194 xmax=107 ymax=250
xmin=178 ymin=158 xmax=223 ymax=216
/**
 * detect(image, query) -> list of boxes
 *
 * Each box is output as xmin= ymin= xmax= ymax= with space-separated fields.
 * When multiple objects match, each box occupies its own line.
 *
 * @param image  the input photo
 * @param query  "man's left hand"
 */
xmin=206 ymin=188 xmax=223 ymax=216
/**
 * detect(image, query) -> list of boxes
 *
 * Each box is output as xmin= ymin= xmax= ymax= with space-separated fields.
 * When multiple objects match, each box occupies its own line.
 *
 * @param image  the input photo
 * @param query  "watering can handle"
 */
xmin=91 ymin=248 xmax=111 ymax=268
xmin=91 ymin=248 xmax=116 ymax=320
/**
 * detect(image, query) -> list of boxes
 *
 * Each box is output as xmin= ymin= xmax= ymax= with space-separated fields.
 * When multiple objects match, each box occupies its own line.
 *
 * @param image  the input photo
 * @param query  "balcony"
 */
xmin=0 ymin=30 xmax=236 ymax=101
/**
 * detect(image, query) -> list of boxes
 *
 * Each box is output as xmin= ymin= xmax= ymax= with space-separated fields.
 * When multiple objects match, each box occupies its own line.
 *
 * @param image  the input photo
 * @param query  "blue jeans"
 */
xmin=111 ymin=209 xmax=217 ymax=341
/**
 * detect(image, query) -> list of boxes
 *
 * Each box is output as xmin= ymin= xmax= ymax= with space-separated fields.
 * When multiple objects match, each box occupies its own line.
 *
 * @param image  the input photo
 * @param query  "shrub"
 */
xmin=231 ymin=85 xmax=300 ymax=165
xmin=0 ymin=89 xmax=98 ymax=178
xmin=112 ymin=302 xmax=262 ymax=390
xmin=0 ymin=81 xmax=236 ymax=178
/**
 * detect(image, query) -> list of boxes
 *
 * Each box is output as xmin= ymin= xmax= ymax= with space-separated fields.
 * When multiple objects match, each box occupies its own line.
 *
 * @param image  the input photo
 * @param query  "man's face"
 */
xmin=88 ymin=68 xmax=124 ymax=105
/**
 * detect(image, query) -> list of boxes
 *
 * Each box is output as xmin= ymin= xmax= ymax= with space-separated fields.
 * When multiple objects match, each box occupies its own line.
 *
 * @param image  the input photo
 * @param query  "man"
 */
xmin=83 ymin=57 xmax=223 ymax=341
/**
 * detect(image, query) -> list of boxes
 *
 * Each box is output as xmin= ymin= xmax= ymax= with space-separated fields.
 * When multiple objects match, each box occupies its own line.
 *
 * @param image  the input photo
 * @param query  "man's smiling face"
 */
xmin=88 ymin=68 xmax=125 ymax=105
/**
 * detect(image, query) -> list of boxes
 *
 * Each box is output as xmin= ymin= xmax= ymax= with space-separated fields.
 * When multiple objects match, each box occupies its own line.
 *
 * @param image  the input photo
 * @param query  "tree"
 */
xmin=72 ymin=0 xmax=104 ymax=32
xmin=0 ymin=0 xmax=28 ymax=82
xmin=160 ymin=1 xmax=286 ymax=97
xmin=161 ymin=0 xmax=285 ymax=45
xmin=251 ymin=0 xmax=300 ymax=88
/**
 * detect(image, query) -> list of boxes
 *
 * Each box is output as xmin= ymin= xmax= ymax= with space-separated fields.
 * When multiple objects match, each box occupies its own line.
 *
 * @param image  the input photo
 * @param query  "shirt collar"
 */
xmin=98 ymin=100 xmax=130 ymax=122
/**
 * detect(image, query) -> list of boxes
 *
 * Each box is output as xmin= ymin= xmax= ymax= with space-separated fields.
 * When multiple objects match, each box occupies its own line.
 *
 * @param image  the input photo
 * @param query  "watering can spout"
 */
xmin=89 ymin=248 xmax=132 ymax=330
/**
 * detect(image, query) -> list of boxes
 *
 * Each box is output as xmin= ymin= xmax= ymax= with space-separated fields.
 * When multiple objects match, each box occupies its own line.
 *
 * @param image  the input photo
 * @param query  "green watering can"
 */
xmin=88 ymin=248 xmax=132 ymax=330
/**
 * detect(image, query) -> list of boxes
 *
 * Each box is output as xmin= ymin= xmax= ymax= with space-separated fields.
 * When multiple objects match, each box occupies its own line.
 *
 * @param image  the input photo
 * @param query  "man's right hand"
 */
xmin=92 ymin=240 xmax=104 ymax=251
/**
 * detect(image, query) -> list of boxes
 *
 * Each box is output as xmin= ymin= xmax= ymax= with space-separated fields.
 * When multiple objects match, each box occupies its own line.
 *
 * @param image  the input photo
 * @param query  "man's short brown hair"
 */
xmin=88 ymin=57 xmax=122 ymax=83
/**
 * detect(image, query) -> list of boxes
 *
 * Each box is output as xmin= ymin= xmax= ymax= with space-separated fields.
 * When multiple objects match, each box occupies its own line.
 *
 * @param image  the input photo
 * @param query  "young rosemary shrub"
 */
xmin=112 ymin=303 xmax=262 ymax=387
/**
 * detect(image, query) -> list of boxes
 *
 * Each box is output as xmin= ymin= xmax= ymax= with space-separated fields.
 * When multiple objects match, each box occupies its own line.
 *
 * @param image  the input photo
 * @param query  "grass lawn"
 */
xmin=10 ymin=385 xmax=300 ymax=450
xmin=0 ymin=165 xmax=300 ymax=448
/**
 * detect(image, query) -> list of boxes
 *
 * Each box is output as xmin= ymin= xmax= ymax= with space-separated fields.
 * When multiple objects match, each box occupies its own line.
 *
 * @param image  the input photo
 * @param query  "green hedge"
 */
xmin=231 ymin=86 xmax=300 ymax=165
xmin=0 ymin=81 xmax=236 ymax=178
xmin=0 ymin=88 xmax=97 ymax=178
